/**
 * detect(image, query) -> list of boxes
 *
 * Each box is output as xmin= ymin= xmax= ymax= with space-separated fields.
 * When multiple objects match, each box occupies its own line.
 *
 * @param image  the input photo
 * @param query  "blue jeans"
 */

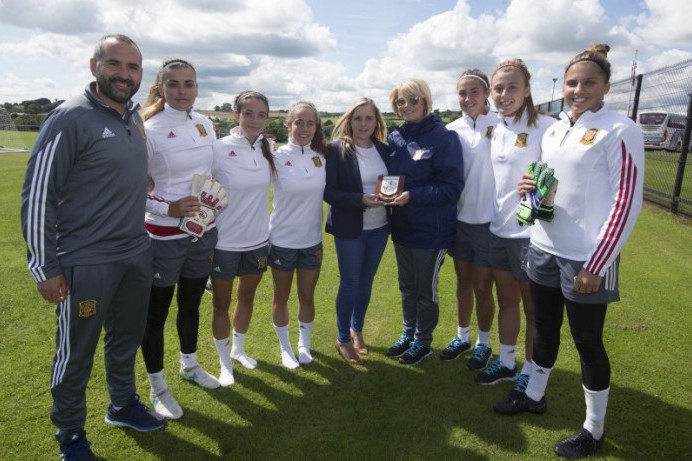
xmin=334 ymin=225 xmax=389 ymax=343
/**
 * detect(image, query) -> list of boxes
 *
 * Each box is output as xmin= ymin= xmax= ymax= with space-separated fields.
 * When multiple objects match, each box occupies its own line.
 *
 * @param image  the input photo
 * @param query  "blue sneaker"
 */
xmin=59 ymin=433 xmax=96 ymax=461
xmin=510 ymin=373 xmax=530 ymax=399
xmin=105 ymin=394 xmax=167 ymax=432
xmin=398 ymin=341 xmax=432 ymax=366
xmin=439 ymin=337 xmax=472 ymax=361
xmin=466 ymin=343 xmax=492 ymax=370
xmin=476 ymin=359 xmax=517 ymax=385
xmin=386 ymin=334 xmax=413 ymax=358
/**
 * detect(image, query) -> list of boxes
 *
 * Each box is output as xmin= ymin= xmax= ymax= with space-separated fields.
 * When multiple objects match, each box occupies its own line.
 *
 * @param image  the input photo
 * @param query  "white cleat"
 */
xmin=218 ymin=366 xmax=235 ymax=387
xmin=281 ymin=350 xmax=300 ymax=369
xmin=298 ymin=347 xmax=313 ymax=365
xmin=231 ymin=351 xmax=257 ymax=369
xmin=150 ymin=388 xmax=183 ymax=420
xmin=179 ymin=365 xmax=221 ymax=389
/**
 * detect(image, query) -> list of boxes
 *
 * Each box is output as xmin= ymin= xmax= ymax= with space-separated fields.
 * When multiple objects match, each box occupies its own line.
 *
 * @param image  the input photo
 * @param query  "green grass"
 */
xmin=1 ymin=152 xmax=691 ymax=460
xmin=644 ymin=149 xmax=692 ymax=215
xmin=0 ymin=129 xmax=37 ymax=151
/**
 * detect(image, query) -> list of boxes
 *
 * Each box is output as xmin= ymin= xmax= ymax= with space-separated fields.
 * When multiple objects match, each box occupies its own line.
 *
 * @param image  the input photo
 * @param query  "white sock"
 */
xmin=297 ymin=320 xmax=314 ymax=364
xmin=499 ymin=343 xmax=516 ymax=369
xmin=274 ymin=324 xmax=299 ymax=369
xmin=457 ymin=326 xmax=470 ymax=343
xmin=583 ymin=386 xmax=609 ymax=440
xmin=230 ymin=330 xmax=257 ymax=369
xmin=180 ymin=351 xmax=198 ymax=370
xmin=476 ymin=330 xmax=490 ymax=346
xmin=526 ymin=363 xmax=552 ymax=402
xmin=520 ymin=360 xmax=533 ymax=376
xmin=214 ymin=337 xmax=233 ymax=370
xmin=147 ymin=370 xmax=167 ymax=396
xmin=218 ymin=366 xmax=235 ymax=387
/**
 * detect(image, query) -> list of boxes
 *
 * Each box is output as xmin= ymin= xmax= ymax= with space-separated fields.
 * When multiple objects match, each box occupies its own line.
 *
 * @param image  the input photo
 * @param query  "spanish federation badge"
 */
xmin=133 ymin=119 xmax=146 ymax=140
xmin=312 ymin=156 xmax=323 ymax=167
xmin=79 ymin=300 xmax=97 ymax=318
xmin=580 ymin=129 xmax=600 ymax=145
xmin=195 ymin=124 xmax=208 ymax=137
xmin=515 ymin=133 xmax=528 ymax=148
xmin=486 ymin=126 xmax=494 ymax=139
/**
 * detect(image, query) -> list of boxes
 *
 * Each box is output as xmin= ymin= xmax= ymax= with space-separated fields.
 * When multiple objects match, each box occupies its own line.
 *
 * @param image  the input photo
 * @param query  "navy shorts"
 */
xmin=269 ymin=243 xmax=323 ymax=271
xmin=211 ymin=245 xmax=269 ymax=280
xmin=448 ymin=221 xmax=491 ymax=267
xmin=525 ymin=244 xmax=620 ymax=304
xmin=489 ymin=233 xmax=529 ymax=281
xmin=151 ymin=228 xmax=217 ymax=286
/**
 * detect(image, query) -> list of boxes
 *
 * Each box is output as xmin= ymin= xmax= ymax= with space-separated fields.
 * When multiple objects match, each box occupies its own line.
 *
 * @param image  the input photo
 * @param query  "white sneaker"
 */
xmin=281 ymin=349 xmax=300 ymax=369
xmin=230 ymin=351 xmax=257 ymax=369
xmin=298 ymin=347 xmax=313 ymax=365
xmin=179 ymin=365 xmax=221 ymax=389
xmin=218 ymin=366 xmax=235 ymax=387
xmin=150 ymin=388 xmax=183 ymax=420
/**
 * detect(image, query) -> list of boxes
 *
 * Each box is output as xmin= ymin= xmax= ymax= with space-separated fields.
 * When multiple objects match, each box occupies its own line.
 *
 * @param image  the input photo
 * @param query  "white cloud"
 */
xmin=637 ymin=0 xmax=692 ymax=47
xmin=1 ymin=0 xmax=691 ymax=111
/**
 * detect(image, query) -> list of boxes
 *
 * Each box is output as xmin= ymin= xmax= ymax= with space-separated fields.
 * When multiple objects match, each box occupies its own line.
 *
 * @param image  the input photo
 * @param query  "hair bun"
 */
xmin=588 ymin=44 xmax=610 ymax=56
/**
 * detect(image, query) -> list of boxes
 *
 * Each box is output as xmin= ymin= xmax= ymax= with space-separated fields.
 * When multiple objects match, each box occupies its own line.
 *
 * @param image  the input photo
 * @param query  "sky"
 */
xmin=1 ymin=0 xmax=691 ymax=112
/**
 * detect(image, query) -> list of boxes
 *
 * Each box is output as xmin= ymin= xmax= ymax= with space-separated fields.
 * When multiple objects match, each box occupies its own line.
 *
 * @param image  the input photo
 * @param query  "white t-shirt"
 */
xmin=269 ymin=142 xmax=326 ymax=248
xmin=447 ymin=111 xmax=498 ymax=224
xmin=490 ymin=112 xmax=555 ymax=239
xmin=212 ymin=129 xmax=272 ymax=251
xmin=530 ymin=108 xmax=644 ymax=276
xmin=355 ymin=145 xmax=388 ymax=230
xmin=144 ymin=104 xmax=215 ymax=238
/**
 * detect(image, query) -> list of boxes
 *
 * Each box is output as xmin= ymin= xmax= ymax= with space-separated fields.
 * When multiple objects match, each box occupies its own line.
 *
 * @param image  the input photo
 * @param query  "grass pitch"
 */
xmin=1 ymin=151 xmax=690 ymax=460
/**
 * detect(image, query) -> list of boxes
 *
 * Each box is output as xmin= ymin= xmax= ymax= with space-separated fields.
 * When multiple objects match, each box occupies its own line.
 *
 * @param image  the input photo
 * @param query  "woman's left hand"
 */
xmin=385 ymin=191 xmax=410 ymax=207
xmin=573 ymin=268 xmax=603 ymax=294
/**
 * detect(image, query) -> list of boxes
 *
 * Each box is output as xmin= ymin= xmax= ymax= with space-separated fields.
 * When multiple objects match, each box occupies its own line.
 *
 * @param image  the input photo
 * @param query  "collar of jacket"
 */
xmin=397 ymin=113 xmax=444 ymax=139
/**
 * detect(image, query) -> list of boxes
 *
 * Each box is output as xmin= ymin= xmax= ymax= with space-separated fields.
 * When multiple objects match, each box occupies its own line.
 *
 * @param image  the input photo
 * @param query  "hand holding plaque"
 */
xmin=376 ymin=174 xmax=405 ymax=202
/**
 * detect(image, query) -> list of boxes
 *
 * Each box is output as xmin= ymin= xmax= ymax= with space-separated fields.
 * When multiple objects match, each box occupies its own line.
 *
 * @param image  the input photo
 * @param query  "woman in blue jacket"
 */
xmin=385 ymin=79 xmax=465 ymax=366
xmin=325 ymin=97 xmax=390 ymax=364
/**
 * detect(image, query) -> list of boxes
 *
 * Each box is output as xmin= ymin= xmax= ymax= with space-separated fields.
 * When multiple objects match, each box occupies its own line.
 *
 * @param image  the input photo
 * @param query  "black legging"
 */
xmin=530 ymin=281 xmax=611 ymax=391
xmin=141 ymin=276 xmax=208 ymax=373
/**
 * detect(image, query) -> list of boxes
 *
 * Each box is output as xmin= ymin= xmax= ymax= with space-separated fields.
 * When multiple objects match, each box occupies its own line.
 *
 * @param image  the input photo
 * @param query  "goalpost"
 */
xmin=0 ymin=107 xmax=30 ymax=153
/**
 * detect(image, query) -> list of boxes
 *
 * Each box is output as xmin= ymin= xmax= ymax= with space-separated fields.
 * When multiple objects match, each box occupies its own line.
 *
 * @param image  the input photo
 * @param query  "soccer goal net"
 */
xmin=0 ymin=108 xmax=30 ymax=153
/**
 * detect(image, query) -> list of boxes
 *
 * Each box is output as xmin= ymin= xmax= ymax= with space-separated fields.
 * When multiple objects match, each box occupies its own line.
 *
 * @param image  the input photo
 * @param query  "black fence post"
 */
xmin=630 ymin=74 xmax=643 ymax=123
xmin=671 ymin=94 xmax=692 ymax=214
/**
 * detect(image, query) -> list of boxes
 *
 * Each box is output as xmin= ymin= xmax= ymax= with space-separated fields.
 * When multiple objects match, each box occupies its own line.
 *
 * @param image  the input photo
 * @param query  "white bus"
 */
xmin=638 ymin=112 xmax=687 ymax=152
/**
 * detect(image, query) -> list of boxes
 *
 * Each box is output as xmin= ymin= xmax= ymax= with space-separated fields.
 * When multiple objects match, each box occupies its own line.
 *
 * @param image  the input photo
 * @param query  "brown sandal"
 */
xmin=335 ymin=340 xmax=363 ymax=365
xmin=350 ymin=330 xmax=368 ymax=355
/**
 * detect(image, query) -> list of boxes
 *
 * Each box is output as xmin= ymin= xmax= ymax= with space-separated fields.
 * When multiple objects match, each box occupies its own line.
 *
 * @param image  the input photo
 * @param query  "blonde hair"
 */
xmin=565 ymin=44 xmax=611 ymax=82
xmin=140 ymin=58 xmax=196 ymax=121
xmin=331 ymin=98 xmax=387 ymax=159
xmin=284 ymin=101 xmax=329 ymax=155
xmin=233 ymin=90 xmax=276 ymax=174
xmin=491 ymin=59 xmax=538 ymax=127
xmin=389 ymin=79 xmax=433 ymax=118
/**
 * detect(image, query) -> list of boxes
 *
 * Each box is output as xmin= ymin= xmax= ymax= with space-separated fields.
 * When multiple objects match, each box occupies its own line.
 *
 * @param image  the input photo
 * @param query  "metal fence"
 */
xmin=536 ymin=58 xmax=692 ymax=216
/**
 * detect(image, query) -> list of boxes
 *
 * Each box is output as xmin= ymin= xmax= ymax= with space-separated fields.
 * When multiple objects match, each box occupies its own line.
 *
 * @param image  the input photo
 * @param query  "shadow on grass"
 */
xmin=119 ymin=349 xmax=691 ymax=460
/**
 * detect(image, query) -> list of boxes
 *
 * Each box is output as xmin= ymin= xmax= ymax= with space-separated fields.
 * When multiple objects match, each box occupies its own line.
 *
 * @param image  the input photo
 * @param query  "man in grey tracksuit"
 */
xmin=21 ymin=34 xmax=165 ymax=460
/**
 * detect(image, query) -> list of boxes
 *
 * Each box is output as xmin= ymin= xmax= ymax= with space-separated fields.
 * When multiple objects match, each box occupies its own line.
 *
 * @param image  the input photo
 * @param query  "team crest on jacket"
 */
xmin=195 ymin=124 xmax=208 ymax=137
xmin=79 ymin=300 xmax=97 ymax=318
xmin=580 ymin=129 xmax=600 ymax=145
xmin=133 ymin=119 xmax=146 ymax=140
xmin=515 ymin=133 xmax=528 ymax=147
xmin=486 ymin=126 xmax=494 ymax=139
xmin=312 ymin=156 xmax=323 ymax=167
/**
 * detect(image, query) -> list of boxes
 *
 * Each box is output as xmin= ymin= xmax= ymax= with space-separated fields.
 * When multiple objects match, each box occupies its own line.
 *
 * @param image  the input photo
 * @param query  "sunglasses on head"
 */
xmin=395 ymin=95 xmax=421 ymax=107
